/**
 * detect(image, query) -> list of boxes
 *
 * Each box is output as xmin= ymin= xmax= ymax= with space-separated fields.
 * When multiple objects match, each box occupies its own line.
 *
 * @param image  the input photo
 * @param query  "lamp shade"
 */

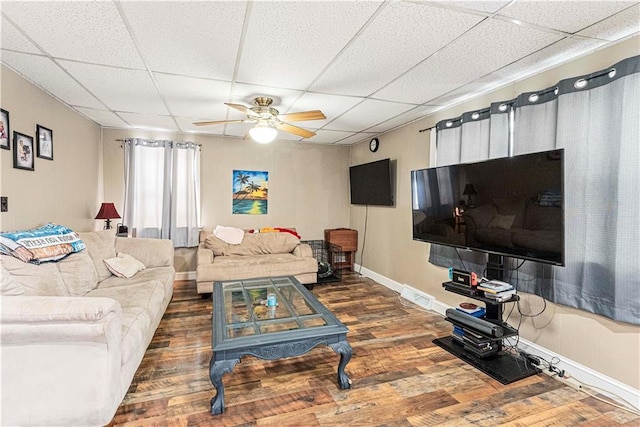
xmin=249 ymin=123 xmax=277 ymax=143
xmin=95 ymin=203 xmax=121 ymax=220
xmin=463 ymin=184 xmax=477 ymax=196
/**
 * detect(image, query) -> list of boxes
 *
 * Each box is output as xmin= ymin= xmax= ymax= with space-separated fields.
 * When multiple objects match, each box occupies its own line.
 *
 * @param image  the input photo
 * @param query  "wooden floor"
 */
xmin=107 ymin=275 xmax=639 ymax=426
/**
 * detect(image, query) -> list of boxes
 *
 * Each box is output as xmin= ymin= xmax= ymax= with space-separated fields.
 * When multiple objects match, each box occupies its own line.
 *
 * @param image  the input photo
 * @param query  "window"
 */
xmin=123 ymin=139 xmax=201 ymax=247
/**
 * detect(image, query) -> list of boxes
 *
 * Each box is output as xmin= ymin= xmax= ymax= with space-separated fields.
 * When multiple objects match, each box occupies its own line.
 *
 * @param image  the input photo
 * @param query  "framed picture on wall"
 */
xmin=36 ymin=124 xmax=53 ymax=160
xmin=0 ymin=109 xmax=9 ymax=150
xmin=13 ymin=132 xmax=34 ymax=171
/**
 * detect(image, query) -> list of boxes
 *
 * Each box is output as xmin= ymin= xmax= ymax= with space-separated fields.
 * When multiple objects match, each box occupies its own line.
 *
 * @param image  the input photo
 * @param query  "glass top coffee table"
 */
xmin=209 ymin=276 xmax=352 ymax=415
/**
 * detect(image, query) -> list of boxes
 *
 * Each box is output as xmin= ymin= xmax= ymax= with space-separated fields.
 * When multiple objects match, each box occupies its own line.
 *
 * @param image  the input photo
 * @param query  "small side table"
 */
xmin=324 ymin=228 xmax=357 ymax=273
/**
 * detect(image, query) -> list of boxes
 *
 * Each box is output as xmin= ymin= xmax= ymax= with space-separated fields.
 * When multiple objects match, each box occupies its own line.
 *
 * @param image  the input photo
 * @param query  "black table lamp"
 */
xmin=463 ymin=184 xmax=477 ymax=206
xmin=95 ymin=203 xmax=121 ymax=230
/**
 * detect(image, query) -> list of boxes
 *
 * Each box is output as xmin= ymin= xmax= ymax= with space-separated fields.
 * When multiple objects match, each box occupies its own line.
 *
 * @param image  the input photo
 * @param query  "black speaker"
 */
xmin=445 ymin=308 xmax=504 ymax=338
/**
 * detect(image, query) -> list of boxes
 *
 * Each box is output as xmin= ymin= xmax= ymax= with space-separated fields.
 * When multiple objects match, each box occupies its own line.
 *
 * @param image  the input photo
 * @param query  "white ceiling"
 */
xmin=1 ymin=1 xmax=639 ymax=145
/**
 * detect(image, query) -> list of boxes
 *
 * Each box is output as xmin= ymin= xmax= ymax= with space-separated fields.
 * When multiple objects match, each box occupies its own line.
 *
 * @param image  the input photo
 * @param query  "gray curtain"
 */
xmin=431 ymin=55 xmax=640 ymax=324
xmin=551 ymin=56 xmax=639 ymax=323
xmin=123 ymin=138 xmax=201 ymax=247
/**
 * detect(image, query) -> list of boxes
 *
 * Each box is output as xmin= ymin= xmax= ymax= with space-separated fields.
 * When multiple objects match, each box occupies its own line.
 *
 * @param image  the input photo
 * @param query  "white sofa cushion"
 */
xmin=205 ymin=232 xmax=299 ymax=256
xmin=86 ymin=281 xmax=166 ymax=366
xmin=1 ymin=264 xmax=25 ymax=296
xmin=0 ymin=255 xmax=68 ymax=296
xmin=56 ymin=251 xmax=99 ymax=296
xmin=79 ymin=230 xmax=117 ymax=282
xmin=98 ymin=266 xmax=175 ymax=292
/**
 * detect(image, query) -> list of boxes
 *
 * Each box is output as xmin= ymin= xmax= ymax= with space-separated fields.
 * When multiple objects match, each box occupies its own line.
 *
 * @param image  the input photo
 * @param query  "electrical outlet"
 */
xmin=0 ymin=196 xmax=7 ymax=212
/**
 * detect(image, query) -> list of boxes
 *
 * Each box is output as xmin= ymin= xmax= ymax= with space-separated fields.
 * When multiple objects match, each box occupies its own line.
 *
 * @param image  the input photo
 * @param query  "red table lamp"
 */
xmin=95 ymin=203 xmax=121 ymax=230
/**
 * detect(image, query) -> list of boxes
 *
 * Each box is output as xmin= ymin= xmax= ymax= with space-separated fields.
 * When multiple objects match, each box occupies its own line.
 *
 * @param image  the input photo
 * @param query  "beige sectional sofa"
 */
xmin=196 ymin=229 xmax=317 ymax=294
xmin=0 ymin=230 xmax=175 ymax=427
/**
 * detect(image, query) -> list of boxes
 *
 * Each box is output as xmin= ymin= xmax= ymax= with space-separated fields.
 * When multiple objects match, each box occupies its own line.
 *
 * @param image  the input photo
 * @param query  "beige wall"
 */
xmin=0 ymin=66 xmax=101 ymax=232
xmin=101 ymin=128 xmax=351 ymax=270
xmin=349 ymin=36 xmax=640 ymax=389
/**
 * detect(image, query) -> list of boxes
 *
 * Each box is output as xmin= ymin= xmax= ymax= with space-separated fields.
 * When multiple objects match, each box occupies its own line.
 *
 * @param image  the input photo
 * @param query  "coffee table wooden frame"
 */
xmin=209 ymin=276 xmax=352 ymax=415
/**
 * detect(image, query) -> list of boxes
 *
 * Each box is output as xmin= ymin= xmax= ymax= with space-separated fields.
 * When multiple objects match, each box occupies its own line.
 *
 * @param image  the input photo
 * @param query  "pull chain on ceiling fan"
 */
xmin=193 ymin=97 xmax=326 ymax=143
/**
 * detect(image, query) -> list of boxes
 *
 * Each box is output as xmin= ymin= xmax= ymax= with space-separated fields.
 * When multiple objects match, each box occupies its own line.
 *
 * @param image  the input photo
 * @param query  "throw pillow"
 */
xmin=488 ymin=214 xmax=516 ymax=230
xmin=103 ymin=253 xmax=146 ymax=278
xmin=1 ymin=264 xmax=25 ymax=296
xmin=213 ymin=225 xmax=244 ymax=244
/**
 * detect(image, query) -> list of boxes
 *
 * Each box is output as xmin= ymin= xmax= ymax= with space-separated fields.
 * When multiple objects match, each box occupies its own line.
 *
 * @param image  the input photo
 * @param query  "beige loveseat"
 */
xmin=196 ymin=229 xmax=317 ymax=294
xmin=0 ymin=230 xmax=175 ymax=427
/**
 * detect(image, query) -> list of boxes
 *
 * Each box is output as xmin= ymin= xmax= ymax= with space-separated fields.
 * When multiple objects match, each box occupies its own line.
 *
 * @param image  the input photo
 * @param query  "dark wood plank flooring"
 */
xmin=107 ymin=275 xmax=639 ymax=426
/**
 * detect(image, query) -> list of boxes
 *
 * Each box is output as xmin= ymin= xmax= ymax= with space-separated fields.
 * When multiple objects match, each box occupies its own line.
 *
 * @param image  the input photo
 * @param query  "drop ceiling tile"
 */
xmin=118 ymin=112 xmax=178 ymax=132
xmin=155 ymin=73 xmax=232 ymax=118
xmin=119 ymin=2 xmax=246 ymax=80
xmin=1 ymin=17 xmax=41 ymax=54
xmin=223 ymin=122 xmax=254 ymax=138
xmin=333 ymin=132 xmax=377 ymax=145
xmin=60 ymin=60 xmax=169 ymax=115
xmin=375 ymin=18 xmax=563 ymax=104
xmin=285 ymin=92 xmax=362 ymax=128
xmin=326 ymin=98 xmax=415 ymax=132
xmin=365 ymin=106 xmax=439 ymax=132
xmin=74 ymin=107 xmax=129 ymax=128
xmin=499 ymin=0 xmax=635 ymax=33
xmin=237 ymin=1 xmax=381 ymax=89
xmin=307 ymin=129 xmax=355 ymax=144
xmin=432 ymin=1 xmax=512 ymax=15
xmin=1 ymin=2 xmax=143 ymax=68
xmin=310 ymin=2 xmax=483 ymax=96
xmin=1 ymin=51 xmax=104 ymax=109
xmin=475 ymin=37 xmax=608 ymax=86
xmin=578 ymin=4 xmax=640 ymax=41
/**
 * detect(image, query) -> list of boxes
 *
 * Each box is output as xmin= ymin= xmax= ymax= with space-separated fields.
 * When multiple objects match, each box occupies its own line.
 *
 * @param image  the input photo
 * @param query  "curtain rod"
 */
xmin=116 ymin=139 xmax=202 ymax=147
xmin=418 ymin=126 xmax=435 ymax=133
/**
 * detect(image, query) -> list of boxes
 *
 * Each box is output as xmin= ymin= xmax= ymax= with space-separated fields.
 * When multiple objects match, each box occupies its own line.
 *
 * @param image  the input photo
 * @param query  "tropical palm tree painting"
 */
xmin=232 ymin=170 xmax=268 ymax=214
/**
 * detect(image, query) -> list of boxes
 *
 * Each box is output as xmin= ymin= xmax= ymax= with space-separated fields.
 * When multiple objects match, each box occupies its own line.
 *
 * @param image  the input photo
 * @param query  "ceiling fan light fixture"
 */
xmin=249 ymin=123 xmax=277 ymax=143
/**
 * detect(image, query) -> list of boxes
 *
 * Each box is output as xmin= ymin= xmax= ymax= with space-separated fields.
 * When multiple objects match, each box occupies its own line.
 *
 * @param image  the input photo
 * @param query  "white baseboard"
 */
xmin=357 ymin=265 xmax=640 ymax=411
xmin=515 ymin=339 xmax=640 ymax=411
xmin=354 ymin=264 xmax=403 ymax=293
xmin=175 ymin=271 xmax=196 ymax=281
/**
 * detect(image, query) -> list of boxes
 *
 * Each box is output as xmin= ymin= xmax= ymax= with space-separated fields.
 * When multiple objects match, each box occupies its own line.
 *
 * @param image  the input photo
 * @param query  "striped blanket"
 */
xmin=0 ymin=223 xmax=85 ymax=264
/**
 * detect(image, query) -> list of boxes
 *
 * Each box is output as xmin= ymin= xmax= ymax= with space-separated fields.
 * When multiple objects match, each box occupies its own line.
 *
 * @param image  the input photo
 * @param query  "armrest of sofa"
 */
xmin=115 ymin=237 xmax=174 ymax=268
xmin=0 ymin=296 xmax=123 ymax=426
xmin=293 ymin=243 xmax=313 ymax=258
xmin=1 ymin=295 xmax=122 ymax=343
xmin=197 ymin=243 xmax=214 ymax=264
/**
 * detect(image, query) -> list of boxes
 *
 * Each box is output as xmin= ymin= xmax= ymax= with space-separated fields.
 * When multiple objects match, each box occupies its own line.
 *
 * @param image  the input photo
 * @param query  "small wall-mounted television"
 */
xmin=411 ymin=149 xmax=564 ymax=265
xmin=350 ymin=158 xmax=394 ymax=206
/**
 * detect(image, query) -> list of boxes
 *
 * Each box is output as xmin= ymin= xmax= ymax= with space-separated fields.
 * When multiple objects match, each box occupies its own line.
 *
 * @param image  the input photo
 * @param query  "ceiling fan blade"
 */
xmin=278 ymin=110 xmax=326 ymax=122
xmin=225 ymin=103 xmax=260 ymax=117
xmin=193 ymin=119 xmax=248 ymax=127
xmin=276 ymin=122 xmax=316 ymax=138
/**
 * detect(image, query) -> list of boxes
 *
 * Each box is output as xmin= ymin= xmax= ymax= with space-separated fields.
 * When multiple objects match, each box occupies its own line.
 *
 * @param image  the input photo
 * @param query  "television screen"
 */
xmin=411 ymin=149 xmax=564 ymax=265
xmin=350 ymin=159 xmax=394 ymax=206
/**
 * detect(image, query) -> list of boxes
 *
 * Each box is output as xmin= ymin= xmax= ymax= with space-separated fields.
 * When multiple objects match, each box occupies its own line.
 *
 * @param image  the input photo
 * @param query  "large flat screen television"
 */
xmin=350 ymin=158 xmax=394 ymax=206
xmin=411 ymin=149 xmax=564 ymax=265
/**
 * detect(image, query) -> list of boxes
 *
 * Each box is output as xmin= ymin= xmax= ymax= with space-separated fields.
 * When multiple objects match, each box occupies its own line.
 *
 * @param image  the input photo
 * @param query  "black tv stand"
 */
xmin=433 ymin=259 xmax=540 ymax=384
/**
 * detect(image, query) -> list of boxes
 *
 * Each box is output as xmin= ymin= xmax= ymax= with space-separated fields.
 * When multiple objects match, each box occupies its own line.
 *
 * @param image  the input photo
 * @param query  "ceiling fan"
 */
xmin=193 ymin=97 xmax=326 ymax=143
